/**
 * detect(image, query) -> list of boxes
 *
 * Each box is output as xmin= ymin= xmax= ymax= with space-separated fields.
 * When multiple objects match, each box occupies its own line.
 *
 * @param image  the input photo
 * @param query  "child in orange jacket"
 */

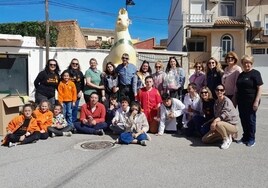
xmin=34 ymin=100 xmax=53 ymax=139
xmin=2 ymin=104 xmax=40 ymax=147
xmin=58 ymin=70 xmax=77 ymax=127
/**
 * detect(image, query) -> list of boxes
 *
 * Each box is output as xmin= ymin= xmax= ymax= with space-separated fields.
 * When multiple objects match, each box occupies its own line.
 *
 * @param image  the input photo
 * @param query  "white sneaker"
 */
xmin=8 ymin=142 xmax=17 ymax=148
xmin=51 ymin=133 xmax=56 ymax=138
xmin=140 ymin=140 xmax=147 ymax=146
xmin=64 ymin=131 xmax=72 ymax=137
xmin=221 ymin=138 xmax=231 ymax=149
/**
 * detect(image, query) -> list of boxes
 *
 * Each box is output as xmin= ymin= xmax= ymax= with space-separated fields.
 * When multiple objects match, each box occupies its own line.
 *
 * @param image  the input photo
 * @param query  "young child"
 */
xmin=47 ymin=104 xmax=72 ymax=137
xmin=34 ymin=100 xmax=53 ymax=139
xmin=2 ymin=104 xmax=40 ymax=147
xmin=58 ymin=70 xmax=77 ymax=127
xmin=105 ymin=94 xmax=120 ymax=127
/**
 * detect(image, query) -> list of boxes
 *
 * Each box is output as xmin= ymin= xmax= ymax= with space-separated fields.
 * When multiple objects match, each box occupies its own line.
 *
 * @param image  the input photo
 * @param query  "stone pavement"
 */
xmin=0 ymin=97 xmax=268 ymax=188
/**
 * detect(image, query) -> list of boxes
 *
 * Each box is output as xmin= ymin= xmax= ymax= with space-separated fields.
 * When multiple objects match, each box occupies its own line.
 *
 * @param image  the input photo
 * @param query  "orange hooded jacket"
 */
xmin=33 ymin=109 xmax=53 ymax=131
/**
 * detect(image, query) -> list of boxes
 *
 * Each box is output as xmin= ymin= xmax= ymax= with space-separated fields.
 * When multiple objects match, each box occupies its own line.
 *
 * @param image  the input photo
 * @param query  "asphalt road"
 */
xmin=0 ymin=97 xmax=268 ymax=188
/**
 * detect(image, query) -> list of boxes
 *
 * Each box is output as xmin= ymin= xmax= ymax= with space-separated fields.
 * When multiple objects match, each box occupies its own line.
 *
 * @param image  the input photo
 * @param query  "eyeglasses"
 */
xmin=208 ymin=61 xmax=215 ymax=65
xmin=122 ymin=57 xmax=129 ymax=60
xmin=72 ymin=63 xmax=78 ymax=66
xmin=226 ymin=57 xmax=234 ymax=60
xmin=49 ymin=64 xmax=56 ymax=67
xmin=215 ymin=88 xmax=224 ymax=92
xmin=200 ymin=91 xmax=208 ymax=94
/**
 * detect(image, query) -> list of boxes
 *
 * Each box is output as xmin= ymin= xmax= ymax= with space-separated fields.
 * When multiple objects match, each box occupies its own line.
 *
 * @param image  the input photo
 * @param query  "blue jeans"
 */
xmin=74 ymin=122 xmax=107 ymax=134
xmin=238 ymin=104 xmax=256 ymax=143
xmin=119 ymin=132 xmax=147 ymax=144
xmin=72 ymin=98 xmax=80 ymax=123
xmin=63 ymin=102 xmax=73 ymax=127
xmin=35 ymin=92 xmax=55 ymax=106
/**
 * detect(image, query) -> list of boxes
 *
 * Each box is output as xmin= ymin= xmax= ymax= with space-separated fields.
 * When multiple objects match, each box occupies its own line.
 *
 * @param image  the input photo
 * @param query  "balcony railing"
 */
xmin=185 ymin=14 xmax=214 ymax=24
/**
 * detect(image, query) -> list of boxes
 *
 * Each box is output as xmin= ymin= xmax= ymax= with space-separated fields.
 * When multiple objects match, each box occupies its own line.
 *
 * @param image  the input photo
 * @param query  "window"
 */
xmin=187 ymin=37 xmax=205 ymax=52
xmin=220 ymin=0 xmax=235 ymax=17
xmin=252 ymin=48 xmax=265 ymax=55
xmin=265 ymin=15 xmax=268 ymax=35
xmin=221 ymin=35 xmax=233 ymax=58
xmin=0 ymin=54 xmax=28 ymax=95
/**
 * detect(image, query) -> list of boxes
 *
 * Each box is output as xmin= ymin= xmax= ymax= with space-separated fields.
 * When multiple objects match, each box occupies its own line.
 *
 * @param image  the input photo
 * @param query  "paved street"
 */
xmin=0 ymin=97 xmax=268 ymax=188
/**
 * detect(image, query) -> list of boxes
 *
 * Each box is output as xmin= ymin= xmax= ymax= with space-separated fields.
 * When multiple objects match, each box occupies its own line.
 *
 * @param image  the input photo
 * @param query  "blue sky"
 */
xmin=0 ymin=0 xmax=170 ymax=43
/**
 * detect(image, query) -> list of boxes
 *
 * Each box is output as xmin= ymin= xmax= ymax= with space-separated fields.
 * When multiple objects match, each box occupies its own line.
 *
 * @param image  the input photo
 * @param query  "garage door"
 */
xmin=253 ymin=54 xmax=268 ymax=94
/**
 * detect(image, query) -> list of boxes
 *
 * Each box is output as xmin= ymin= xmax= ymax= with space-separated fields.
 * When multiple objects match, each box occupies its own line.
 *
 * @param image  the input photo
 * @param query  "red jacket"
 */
xmin=80 ymin=102 xmax=106 ymax=124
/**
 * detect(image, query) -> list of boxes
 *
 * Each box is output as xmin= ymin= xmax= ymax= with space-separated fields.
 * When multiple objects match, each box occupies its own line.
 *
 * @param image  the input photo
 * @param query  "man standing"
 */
xmin=115 ymin=53 xmax=137 ymax=101
xmin=74 ymin=92 xmax=107 ymax=135
xmin=137 ymin=76 xmax=162 ymax=133
xmin=157 ymin=93 xmax=185 ymax=135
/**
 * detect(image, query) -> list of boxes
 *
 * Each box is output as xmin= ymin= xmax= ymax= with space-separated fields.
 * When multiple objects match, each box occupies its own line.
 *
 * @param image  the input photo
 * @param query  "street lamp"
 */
xmin=126 ymin=0 xmax=135 ymax=10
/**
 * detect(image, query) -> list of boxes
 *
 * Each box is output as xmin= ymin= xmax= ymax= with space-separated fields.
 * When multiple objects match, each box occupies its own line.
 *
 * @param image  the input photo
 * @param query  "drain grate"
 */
xmin=80 ymin=140 xmax=115 ymax=150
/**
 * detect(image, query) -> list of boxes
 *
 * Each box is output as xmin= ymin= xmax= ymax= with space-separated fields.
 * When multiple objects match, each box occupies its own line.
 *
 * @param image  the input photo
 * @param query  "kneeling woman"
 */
xmin=117 ymin=101 xmax=150 ymax=146
xmin=2 ymin=104 xmax=40 ymax=147
xmin=202 ymin=84 xmax=239 ymax=149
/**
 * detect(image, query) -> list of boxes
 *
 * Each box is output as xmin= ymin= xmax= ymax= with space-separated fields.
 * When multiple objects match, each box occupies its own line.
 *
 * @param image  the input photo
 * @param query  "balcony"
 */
xmin=185 ymin=13 xmax=214 ymax=26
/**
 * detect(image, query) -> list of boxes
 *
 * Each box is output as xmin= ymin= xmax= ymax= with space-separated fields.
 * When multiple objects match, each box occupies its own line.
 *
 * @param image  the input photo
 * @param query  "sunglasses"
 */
xmin=208 ymin=61 xmax=215 ymax=65
xmin=122 ymin=57 xmax=129 ymax=60
xmin=49 ymin=64 xmax=56 ymax=67
xmin=72 ymin=63 xmax=78 ymax=65
xmin=201 ymin=91 xmax=208 ymax=94
xmin=155 ymin=66 xmax=161 ymax=68
xmin=216 ymin=88 xmax=224 ymax=92
xmin=195 ymin=66 xmax=201 ymax=69
xmin=227 ymin=57 xmax=234 ymax=59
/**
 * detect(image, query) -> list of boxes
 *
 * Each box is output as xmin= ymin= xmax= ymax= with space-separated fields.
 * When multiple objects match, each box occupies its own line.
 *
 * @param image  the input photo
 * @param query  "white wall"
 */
xmin=252 ymin=54 xmax=268 ymax=94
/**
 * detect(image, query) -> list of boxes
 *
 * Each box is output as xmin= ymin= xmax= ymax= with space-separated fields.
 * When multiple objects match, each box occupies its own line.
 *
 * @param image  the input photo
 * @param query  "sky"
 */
xmin=0 ymin=0 xmax=170 ymax=43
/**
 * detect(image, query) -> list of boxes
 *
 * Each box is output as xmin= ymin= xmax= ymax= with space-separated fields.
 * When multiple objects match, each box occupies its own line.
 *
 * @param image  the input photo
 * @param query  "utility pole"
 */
xmin=45 ymin=0 xmax=49 ymax=63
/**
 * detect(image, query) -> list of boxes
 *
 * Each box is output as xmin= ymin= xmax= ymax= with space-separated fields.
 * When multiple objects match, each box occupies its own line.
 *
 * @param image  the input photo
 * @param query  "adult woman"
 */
xmin=34 ymin=59 xmax=60 ymax=105
xmin=101 ymin=62 xmax=119 ymax=107
xmin=236 ymin=55 xmax=263 ymax=147
xmin=164 ymin=57 xmax=185 ymax=100
xmin=152 ymin=60 xmax=166 ymax=95
xmin=185 ymin=86 xmax=215 ymax=137
xmin=67 ymin=58 xmax=84 ymax=123
xmin=202 ymin=84 xmax=239 ymax=149
xmin=84 ymin=58 xmax=104 ymax=103
xmin=222 ymin=51 xmax=242 ymax=103
xmin=189 ymin=62 xmax=206 ymax=93
xmin=136 ymin=60 xmax=152 ymax=91
xmin=117 ymin=101 xmax=150 ymax=146
xmin=205 ymin=57 xmax=223 ymax=99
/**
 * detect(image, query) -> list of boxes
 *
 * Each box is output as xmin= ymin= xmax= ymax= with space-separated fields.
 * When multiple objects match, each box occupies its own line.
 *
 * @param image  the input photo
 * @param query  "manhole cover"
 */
xmin=80 ymin=140 xmax=115 ymax=150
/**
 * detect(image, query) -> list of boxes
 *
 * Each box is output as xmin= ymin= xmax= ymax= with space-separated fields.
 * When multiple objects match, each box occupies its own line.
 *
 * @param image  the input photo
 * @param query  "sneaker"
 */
xmin=236 ymin=138 xmax=247 ymax=145
xmin=96 ymin=129 xmax=105 ymax=136
xmin=246 ymin=140 xmax=255 ymax=147
xmin=64 ymin=131 xmax=72 ymax=137
xmin=51 ymin=133 xmax=56 ymax=138
xmin=8 ymin=142 xmax=17 ymax=148
xmin=221 ymin=138 xmax=231 ymax=149
xmin=140 ymin=140 xmax=147 ymax=146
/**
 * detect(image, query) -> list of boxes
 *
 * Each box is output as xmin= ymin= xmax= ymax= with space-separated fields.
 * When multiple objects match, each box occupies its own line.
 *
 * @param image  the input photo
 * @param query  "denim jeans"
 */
xmin=63 ymin=102 xmax=73 ymax=127
xmin=74 ymin=122 xmax=107 ymax=134
xmin=72 ymin=98 xmax=80 ymax=123
xmin=35 ymin=92 xmax=55 ymax=106
xmin=119 ymin=132 xmax=148 ymax=144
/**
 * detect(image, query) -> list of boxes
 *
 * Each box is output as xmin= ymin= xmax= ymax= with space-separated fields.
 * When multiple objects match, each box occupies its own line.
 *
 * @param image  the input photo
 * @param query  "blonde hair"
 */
xmin=205 ymin=57 xmax=223 ymax=74
xmin=155 ymin=60 xmax=163 ymax=69
xmin=241 ymin=55 xmax=254 ymax=65
xmin=200 ymin=86 xmax=213 ymax=100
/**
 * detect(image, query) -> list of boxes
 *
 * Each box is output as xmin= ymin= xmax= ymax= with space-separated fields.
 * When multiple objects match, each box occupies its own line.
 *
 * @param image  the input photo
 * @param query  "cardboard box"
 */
xmin=0 ymin=94 xmax=24 ymax=136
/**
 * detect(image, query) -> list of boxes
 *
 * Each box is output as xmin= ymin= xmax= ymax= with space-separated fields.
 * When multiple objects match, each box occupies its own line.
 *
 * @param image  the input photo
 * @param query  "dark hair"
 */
xmin=165 ymin=57 xmax=181 ymax=73
xmin=188 ymin=82 xmax=197 ymax=91
xmin=45 ymin=59 xmax=60 ymax=74
xmin=22 ymin=103 xmax=34 ymax=111
xmin=109 ymin=93 xmax=118 ymax=100
xmin=120 ymin=96 xmax=130 ymax=104
xmin=61 ymin=70 xmax=70 ymax=79
xmin=54 ymin=104 xmax=63 ymax=110
xmin=215 ymin=84 xmax=225 ymax=90
xmin=68 ymin=58 xmax=81 ymax=71
xmin=161 ymin=93 xmax=171 ymax=101
xmin=129 ymin=101 xmax=141 ymax=114
xmin=90 ymin=92 xmax=99 ymax=98
xmin=139 ymin=60 xmax=152 ymax=74
xmin=145 ymin=75 xmax=153 ymax=82
xmin=105 ymin=62 xmax=117 ymax=78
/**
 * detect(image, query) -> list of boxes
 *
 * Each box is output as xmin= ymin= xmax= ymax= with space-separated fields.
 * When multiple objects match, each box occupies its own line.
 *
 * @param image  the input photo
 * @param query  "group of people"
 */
xmin=2 ymin=52 xmax=263 ymax=149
